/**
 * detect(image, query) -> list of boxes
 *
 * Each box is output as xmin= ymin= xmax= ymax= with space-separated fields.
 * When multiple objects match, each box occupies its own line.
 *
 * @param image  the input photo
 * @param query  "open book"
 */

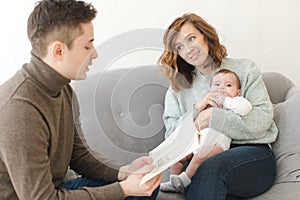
xmin=140 ymin=112 xmax=199 ymax=185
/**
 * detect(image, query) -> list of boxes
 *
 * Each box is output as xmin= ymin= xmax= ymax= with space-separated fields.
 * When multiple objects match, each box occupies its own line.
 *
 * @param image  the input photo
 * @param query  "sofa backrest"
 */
xmin=262 ymin=71 xmax=295 ymax=104
xmin=73 ymin=65 xmax=169 ymax=163
xmin=74 ymin=67 xmax=298 ymax=165
xmin=262 ymin=72 xmax=300 ymax=184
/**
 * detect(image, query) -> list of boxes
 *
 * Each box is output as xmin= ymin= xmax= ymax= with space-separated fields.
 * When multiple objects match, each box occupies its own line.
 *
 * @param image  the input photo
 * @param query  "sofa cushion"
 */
xmin=73 ymin=65 xmax=169 ymax=163
xmin=247 ymin=182 xmax=300 ymax=200
xmin=272 ymin=91 xmax=300 ymax=183
xmin=262 ymin=72 xmax=295 ymax=104
xmin=157 ymin=191 xmax=185 ymax=200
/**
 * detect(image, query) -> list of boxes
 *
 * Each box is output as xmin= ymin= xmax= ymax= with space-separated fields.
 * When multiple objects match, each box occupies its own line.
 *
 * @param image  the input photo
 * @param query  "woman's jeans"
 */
xmin=186 ymin=144 xmax=276 ymax=200
xmin=59 ymin=177 xmax=159 ymax=200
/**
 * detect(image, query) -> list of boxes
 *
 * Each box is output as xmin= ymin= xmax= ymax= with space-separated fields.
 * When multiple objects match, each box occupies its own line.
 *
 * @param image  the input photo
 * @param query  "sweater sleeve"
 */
xmin=0 ymin=100 xmax=125 ymax=200
xmin=163 ymin=89 xmax=189 ymax=138
xmin=70 ymin=92 xmax=123 ymax=182
xmin=210 ymin=60 xmax=276 ymax=142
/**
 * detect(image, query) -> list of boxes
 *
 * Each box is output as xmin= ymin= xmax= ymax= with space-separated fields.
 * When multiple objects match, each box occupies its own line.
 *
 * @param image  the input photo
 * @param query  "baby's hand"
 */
xmin=209 ymin=91 xmax=226 ymax=108
xmin=194 ymin=93 xmax=218 ymax=111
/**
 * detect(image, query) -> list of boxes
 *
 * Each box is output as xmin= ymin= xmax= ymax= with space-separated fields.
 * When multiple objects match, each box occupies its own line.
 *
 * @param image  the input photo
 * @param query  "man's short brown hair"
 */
xmin=27 ymin=0 xmax=97 ymax=57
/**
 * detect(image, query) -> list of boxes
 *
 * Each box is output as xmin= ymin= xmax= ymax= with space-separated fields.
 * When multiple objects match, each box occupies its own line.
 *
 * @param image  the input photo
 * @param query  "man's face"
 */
xmin=63 ymin=22 xmax=98 ymax=80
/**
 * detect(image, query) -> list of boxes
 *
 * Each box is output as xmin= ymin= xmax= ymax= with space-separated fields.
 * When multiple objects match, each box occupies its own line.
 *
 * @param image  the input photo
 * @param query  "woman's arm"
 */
xmin=210 ymin=61 xmax=275 ymax=141
xmin=163 ymin=89 xmax=188 ymax=138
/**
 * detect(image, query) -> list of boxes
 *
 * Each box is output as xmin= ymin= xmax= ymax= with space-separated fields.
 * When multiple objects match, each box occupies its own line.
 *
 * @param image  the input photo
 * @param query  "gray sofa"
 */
xmin=73 ymin=65 xmax=300 ymax=199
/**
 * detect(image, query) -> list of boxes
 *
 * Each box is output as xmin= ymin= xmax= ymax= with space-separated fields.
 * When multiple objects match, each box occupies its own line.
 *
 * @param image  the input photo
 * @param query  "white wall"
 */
xmin=1 ymin=0 xmax=300 ymax=85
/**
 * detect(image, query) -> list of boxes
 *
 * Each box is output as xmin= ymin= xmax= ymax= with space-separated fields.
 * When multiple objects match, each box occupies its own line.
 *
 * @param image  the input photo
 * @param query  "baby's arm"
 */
xmin=223 ymin=96 xmax=252 ymax=116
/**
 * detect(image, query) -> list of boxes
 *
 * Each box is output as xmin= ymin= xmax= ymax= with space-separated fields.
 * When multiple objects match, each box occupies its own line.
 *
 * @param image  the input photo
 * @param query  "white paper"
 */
xmin=140 ymin=112 xmax=198 ymax=185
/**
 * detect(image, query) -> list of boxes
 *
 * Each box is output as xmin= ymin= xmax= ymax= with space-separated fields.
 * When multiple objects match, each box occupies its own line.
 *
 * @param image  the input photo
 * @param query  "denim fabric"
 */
xmin=58 ymin=177 xmax=110 ymax=189
xmin=186 ymin=144 xmax=276 ymax=200
xmin=59 ymin=177 xmax=159 ymax=200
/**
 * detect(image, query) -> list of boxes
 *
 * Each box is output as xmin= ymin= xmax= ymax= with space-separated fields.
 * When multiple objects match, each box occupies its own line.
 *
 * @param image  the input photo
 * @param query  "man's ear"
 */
xmin=49 ymin=41 xmax=64 ymax=60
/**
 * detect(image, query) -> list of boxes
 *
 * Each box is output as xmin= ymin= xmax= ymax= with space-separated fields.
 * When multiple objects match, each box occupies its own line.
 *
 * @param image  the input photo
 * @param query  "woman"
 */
xmin=159 ymin=13 xmax=278 ymax=199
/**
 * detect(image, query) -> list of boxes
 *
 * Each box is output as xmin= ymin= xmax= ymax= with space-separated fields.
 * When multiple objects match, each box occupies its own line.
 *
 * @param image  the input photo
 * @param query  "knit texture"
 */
xmin=163 ymin=58 xmax=278 ymax=144
xmin=0 ymin=54 xmax=124 ymax=200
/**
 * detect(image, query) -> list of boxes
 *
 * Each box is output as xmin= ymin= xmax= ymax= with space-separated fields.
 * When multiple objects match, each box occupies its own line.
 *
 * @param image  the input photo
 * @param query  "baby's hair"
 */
xmin=211 ymin=69 xmax=241 ymax=89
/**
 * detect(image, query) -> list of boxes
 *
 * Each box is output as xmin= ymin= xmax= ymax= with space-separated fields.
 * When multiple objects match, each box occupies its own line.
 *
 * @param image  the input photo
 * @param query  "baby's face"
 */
xmin=211 ymin=73 xmax=240 ymax=97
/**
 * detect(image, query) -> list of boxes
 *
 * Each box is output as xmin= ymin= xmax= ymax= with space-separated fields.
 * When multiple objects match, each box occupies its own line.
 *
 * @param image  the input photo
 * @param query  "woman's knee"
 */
xmin=193 ymin=152 xmax=227 ymax=180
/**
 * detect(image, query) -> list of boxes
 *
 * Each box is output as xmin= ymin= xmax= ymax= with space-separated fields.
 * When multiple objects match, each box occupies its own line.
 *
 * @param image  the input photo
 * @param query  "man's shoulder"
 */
xmin=0 ymin=70 xmax=26 ymax=109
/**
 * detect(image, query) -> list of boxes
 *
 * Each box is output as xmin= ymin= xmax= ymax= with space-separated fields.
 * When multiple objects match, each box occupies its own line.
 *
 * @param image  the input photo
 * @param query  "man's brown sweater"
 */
xmin=0 ymin=54 xmax=125 ymax=199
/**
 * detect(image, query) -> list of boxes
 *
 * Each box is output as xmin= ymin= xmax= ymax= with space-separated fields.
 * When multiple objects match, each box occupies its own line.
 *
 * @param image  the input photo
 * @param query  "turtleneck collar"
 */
xmin=22 ymin=52 xmax=70 ymax=97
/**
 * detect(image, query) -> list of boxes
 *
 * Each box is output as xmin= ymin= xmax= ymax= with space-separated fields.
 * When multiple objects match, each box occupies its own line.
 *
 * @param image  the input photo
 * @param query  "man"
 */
xmin=0 ymin=0 xmax=161 ymax=199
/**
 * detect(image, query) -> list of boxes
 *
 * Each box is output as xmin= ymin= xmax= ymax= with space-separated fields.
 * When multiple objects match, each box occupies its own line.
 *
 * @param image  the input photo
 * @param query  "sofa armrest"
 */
xmin=286 ymin=86 xmax=300 ymax=100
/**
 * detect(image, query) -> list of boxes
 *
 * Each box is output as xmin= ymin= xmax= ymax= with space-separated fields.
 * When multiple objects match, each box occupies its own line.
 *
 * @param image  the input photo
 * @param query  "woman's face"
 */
xmin=174 ymin=22 xmax=209 ymax=68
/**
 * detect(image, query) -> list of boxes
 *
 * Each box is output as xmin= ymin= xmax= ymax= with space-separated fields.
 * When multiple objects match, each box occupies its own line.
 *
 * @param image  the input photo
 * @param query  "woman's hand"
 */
xmin=194 ymin=94 xmax=216 ymax=112
xmin=195 ymin=108 xmax=211 ymax=131
xmin=119 ymin=164 xmax=162 ymax=197
xmin=194 ymin=91 xmax=225 ymax=112
xmin=194 ymin=93 xmax=218 ymax=132
xmin=194 ymin=90 xmax=226 ymax=131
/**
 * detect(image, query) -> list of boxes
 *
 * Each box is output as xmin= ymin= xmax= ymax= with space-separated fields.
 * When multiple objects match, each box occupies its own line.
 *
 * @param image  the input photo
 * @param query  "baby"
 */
xmin=161 ymin=69 xmax=252 ymax=193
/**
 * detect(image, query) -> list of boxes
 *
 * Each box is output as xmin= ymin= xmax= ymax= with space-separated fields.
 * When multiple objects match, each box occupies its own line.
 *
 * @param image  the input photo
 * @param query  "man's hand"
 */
xmin=118 ymin=156 xmax=153 ymax=181
xmin=119 ymin=162 xmax=162 ymax=197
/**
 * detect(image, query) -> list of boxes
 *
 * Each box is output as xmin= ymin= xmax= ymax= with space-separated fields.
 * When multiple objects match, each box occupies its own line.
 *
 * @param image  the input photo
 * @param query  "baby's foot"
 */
xmin=160 ymin=181 xmax=178 ymax=192
xmin=170 ymin=174 xmax=185 ymax=193
xmin=160 ymin=175 xmax=185 ymax=193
